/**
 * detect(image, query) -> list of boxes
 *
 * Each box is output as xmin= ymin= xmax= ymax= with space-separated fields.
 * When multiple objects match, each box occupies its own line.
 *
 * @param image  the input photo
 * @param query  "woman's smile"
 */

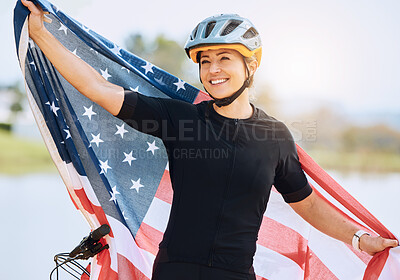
xmin=210 ymin=78 xmax=229 ymax=85
xmin=200 ymin=48 xmax=247 ymax=99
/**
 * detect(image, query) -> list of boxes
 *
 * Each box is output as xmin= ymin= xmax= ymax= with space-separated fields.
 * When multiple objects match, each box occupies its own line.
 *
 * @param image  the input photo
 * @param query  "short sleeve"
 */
xmin=116 ymin=90 xmax=184 ymax=140
xmin=273 ymin=122 xmax=313 ymax=203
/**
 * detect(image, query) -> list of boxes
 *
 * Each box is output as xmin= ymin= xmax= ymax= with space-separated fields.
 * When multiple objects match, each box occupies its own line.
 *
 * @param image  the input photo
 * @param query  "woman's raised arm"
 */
xmin=21 ymin=0 xmax=124 ymax=116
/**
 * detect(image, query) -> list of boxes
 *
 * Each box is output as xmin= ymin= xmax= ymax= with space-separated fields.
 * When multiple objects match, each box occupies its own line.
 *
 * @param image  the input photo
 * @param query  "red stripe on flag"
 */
xmin=116 ymin=253 xmax=150 ymax=280
xmin=258 ymin=216 xmax=308 ymax=269
xmin=73 ymin=188 xmax=115 ymax=238
xmin=363 ymin=250 xmax=390 ymax=280
xmin=258 ymin=216 xmax=339 ymax=280
xmin=74 ymin=188 xmax=96 ymax=214
xmin=154 ymin=169 xmax=173 ymax=204
xmin=66 ymin=188 xmax=80 ymax=210
xmin=97 ymin=249 xmax=118 ymax=280
xmin=136 ymin=222 xmax=164 ymax=256
xmin=96 ymin=250 xmax=151 ymax=280
xmin=193 ymin=90 xmax=211 ymax=104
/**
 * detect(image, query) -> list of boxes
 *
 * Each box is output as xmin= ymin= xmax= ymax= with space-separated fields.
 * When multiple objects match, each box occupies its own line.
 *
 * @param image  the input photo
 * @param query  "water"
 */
xmin=0 ymin=174 xmax=88 ymax=280
xmin=0 ymin=172 xmax=399 ymax=280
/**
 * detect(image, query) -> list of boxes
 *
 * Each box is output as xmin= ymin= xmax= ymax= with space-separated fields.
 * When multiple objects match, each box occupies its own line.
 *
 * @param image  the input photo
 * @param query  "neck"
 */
xmin=212 ymin=89 xmax=253 ymax=119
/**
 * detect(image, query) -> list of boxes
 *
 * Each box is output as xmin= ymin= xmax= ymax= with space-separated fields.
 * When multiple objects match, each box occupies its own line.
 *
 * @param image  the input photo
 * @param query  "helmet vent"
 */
xmin=220 ymin=20 xmax=243 ymax=36
xmin=192 ymin=24 xmax=200 ymax=40
xmin=242 ymin=27 xmax=259 ymax=39
xmin=205 ymin=21 xmax=216 ymax=38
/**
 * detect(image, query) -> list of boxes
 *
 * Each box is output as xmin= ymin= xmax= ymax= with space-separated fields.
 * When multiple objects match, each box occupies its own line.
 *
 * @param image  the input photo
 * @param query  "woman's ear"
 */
xmin=248 ymin=60 xmax=258 ymax=76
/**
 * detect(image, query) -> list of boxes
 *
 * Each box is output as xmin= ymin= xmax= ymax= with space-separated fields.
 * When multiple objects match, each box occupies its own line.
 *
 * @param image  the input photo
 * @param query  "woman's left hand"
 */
xmin=359 ymin=234 xmax=399 ymax=256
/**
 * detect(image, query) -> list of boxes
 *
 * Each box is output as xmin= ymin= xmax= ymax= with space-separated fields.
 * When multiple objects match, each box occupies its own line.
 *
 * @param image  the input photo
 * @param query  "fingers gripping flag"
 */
xmin=13 ymin=0 xmax=399 ymax=279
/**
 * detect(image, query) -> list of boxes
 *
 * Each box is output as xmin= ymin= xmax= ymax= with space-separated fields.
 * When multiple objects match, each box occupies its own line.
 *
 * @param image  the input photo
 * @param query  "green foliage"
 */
xmin=0 ymin=130 xmax=55 ymax=174
xmin=124 ymin=33 xmax=190 ymax=81
xmin=341 ymin=124 xmax=400 ymax=154
xmin=0 ymin=82 xmax=26 ymax=123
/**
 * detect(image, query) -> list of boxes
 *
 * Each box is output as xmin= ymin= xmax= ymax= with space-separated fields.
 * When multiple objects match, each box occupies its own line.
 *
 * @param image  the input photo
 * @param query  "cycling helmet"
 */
xmin=184 ymin=14 xmax=262 ymax=65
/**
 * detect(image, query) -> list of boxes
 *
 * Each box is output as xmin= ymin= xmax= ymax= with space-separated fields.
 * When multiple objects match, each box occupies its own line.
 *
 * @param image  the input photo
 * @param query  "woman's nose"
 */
xmin=209 ymin=62 xmax=221 ymax=73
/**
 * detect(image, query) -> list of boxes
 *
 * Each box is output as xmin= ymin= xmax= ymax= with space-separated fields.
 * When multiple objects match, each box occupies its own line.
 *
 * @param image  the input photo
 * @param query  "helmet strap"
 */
xmin=199 ymin=58 xmax=252 ymax=107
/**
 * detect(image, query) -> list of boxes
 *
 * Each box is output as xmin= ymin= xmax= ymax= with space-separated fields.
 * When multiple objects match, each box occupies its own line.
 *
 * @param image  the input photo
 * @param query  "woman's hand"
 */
xmin=360 ymin=234 xmax=399 ymax=256
xmin=21 ymin=0 xmax=50 ymax=40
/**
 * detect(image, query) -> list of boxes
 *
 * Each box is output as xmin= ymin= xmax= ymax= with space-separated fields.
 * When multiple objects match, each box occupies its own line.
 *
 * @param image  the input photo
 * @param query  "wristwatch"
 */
xmin=352 ymin=230 xmax=370 ymax=252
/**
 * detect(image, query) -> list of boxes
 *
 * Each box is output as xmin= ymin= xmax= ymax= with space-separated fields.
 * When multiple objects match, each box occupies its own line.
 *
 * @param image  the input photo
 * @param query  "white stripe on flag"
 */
xmin=66 ymin=163 xmax=101 ymax=207
xmin=254 ymin=243 xmax=304 ymax=280
xmin=143 ymin=197 xmax=171 ymax=233
xmin=307 ymin=227 xmax=366 ymax=280
xmin=108 ymin=215 xmax=153 ymax=278
xmin=265 ymin=191 xmax=311 ymax=238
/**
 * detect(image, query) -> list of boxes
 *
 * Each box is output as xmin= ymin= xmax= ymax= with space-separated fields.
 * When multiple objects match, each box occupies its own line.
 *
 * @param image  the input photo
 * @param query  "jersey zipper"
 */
xmin=208 ymin=118 xmax=240 ymax=266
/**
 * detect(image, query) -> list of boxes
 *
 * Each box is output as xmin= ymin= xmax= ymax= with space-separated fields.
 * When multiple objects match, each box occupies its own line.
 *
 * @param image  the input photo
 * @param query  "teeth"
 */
xmin=211 ymin=79 xmax=227 ymax=85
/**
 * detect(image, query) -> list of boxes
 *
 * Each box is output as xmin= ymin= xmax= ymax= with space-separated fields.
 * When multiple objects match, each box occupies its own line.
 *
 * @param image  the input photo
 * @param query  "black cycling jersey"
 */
xmin=117 ymin=90 xmax=312 ymax=274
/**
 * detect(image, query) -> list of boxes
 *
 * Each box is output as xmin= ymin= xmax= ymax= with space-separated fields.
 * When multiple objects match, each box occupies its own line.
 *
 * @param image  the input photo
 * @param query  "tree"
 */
xmin=0 ymin=82 xmax=25 ymax=125
xmin=124 ymin=33 xmax=197 ymax=84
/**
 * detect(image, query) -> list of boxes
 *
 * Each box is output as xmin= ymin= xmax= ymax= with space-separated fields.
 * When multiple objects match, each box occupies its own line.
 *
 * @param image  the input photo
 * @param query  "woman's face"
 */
xmin=199 ymin=48 xmax=247 ymax=99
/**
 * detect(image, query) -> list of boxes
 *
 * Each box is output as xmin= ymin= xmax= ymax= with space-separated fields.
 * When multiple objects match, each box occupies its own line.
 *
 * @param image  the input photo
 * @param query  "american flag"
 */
xmin=14 ymin=0 xmax=399 ymax=279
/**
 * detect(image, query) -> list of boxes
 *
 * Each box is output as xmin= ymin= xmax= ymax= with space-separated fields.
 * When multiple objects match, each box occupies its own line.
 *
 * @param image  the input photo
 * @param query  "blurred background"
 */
xmin=1 ymin=0 xmax=399 ymax=279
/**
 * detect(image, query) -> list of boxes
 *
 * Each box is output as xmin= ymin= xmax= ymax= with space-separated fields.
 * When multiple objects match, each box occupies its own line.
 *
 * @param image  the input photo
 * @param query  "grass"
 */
xmin=307 ymin=149 xmax=400 ymax=173
xmin=0 ymin=130 xmax=56 ymax=175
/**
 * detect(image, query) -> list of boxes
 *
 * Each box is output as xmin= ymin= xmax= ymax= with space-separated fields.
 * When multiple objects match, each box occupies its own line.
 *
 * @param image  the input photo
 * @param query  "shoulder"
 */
xmin=252 ymin=105 xmax=293 ymax=139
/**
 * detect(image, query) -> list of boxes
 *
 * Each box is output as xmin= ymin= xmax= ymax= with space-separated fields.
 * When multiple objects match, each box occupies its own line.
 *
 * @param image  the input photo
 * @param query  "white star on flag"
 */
xmin=141 ymin=62 xmax=154 ymax=74
xmin=82 ymin=25 xmax=90 ymax=33
xmin=29 ymin=61 xmax=36 ymax=71
xmin=58 ymin=22 xmax=68 ymax=35
xmin=100 ymin=68 xmax=112 ymax=80
xmin=90 ymin=48 xmax=98 ymax=54
xmin=155 ymin=77 xmax=167 ymax=86
xmin=49 ymin=101 xmax=60 ymax=116
xmin=111 ymin=44 xmax=122 ymax=56
xmin=147 ymin=140 xmax=159 ymax=155
xmin=121 ymin=66 xmax=130 ymax=73
xmin=99 ymin=159 xmax=112 ymax=174
xmin=64 ymin=129 xmax=71 ymax=139
xmin=83 ymin=105 xmax=97 ymax=120
xmin=72 ymin=49 xmax=81 ymax=58
xmin=123 ymin=151 xmax=136 ymax=166
xmin=122 ymin=211 xmax=129 ymax=220
xmin=130 ymin=178 xmax=144 ymax=192
xmin=115 ymin=124 xmax=128 ymax=138
xmin=173 ymin=78 xmax=186 ymax=91
xmin=129 ymin=86 xmax=139 ymax=92
xmin=90 ymin=133 xmax=104 ymax=147
xmin=109 ymin=186 xmax=120 ymax=202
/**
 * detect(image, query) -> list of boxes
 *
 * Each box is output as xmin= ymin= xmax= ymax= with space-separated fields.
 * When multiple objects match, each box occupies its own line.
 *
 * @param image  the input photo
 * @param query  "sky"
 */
xmin=2 ymin=0 xmax=400 ymax=115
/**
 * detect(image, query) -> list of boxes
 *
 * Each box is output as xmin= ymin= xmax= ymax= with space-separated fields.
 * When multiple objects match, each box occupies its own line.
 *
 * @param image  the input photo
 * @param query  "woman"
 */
xmin=22 ymin=1 xmax=398 ymax=279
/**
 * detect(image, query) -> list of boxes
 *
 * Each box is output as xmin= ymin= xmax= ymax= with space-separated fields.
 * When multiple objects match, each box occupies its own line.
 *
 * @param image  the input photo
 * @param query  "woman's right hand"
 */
xmin=21 ymin=0 xmax=49 ymax=40
xmin=20 ymin=0 xmax=124 ymax=115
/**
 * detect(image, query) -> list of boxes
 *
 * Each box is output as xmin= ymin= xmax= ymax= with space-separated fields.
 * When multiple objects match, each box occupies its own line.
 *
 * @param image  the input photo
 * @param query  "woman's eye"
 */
xmin=201 ymin=60 xmax=210 ymax=65
xmin=221 ymin=56 xmax=230 ymax=60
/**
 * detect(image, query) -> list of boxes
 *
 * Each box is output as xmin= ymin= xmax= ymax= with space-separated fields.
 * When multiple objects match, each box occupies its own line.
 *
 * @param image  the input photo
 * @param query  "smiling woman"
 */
xmin=18 ymin=0 xmax=400 ymax=279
